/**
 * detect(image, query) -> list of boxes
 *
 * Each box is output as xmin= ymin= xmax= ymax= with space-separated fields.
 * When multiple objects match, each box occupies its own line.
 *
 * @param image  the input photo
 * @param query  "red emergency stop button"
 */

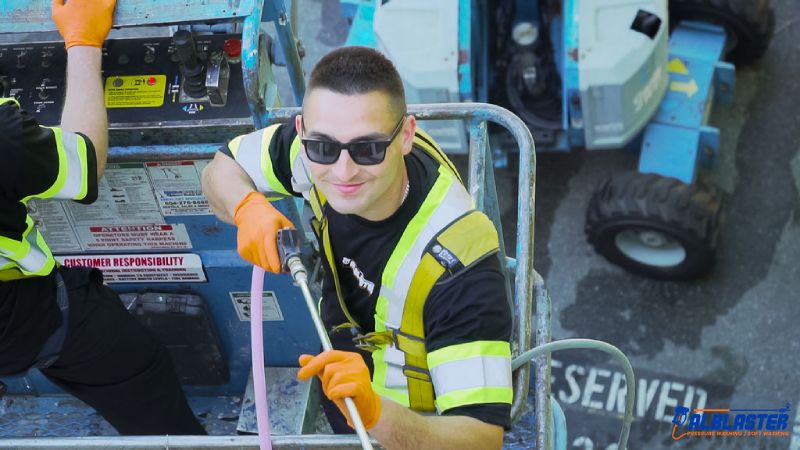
xmin=146 ymin=76 xmax=157 ymax=86
xmin=223 ymin=38 xmax=242 ymax=63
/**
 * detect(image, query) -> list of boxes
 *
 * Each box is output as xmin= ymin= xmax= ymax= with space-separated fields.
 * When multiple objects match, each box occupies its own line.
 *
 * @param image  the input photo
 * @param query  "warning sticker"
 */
xmin=67 ymin=162 xmax=164 ymax=226
xmin=104 ymin=75 xmax=167 ymax=108
xmin=230 ymin=291 xmax=284 ymax=322
xmin=57 ymin=253 xmax=206 ymax=283
xmin=27 ymin=199 xmax=82 ymax=253
xmin=76 ymin=224 xmax=193 ymax=250
xmin=145 ymin=160 xmax=212 ymax=216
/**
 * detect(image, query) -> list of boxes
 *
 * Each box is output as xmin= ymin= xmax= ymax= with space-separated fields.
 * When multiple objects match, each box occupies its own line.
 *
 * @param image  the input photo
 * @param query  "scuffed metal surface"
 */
xmin=0 ymin=395 xmax=243 ymax=437
xmin=237 ymin=367 xmax=319 ymax=435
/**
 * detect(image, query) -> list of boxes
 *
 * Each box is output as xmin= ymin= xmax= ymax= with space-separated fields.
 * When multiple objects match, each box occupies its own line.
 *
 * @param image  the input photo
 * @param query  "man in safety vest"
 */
xmin=0 ymin=0 xmax=204 ymax=435
xmin=202 ymin=47 xmax=513 ymax=448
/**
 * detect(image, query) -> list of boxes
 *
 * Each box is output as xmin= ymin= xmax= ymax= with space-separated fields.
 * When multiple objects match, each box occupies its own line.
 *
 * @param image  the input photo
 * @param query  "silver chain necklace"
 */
xmin=401 ymin=180 xmax=410 ymax=204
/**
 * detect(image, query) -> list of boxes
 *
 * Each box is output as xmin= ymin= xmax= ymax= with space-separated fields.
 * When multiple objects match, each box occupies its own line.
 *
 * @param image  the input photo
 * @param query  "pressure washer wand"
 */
xmin=278 ymin=228 xmax=374 ymax=450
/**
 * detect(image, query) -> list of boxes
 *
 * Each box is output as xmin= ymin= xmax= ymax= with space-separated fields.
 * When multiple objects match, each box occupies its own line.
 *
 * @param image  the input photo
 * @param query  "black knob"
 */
xmin=173 ymin=30 xmax=201 ymax=71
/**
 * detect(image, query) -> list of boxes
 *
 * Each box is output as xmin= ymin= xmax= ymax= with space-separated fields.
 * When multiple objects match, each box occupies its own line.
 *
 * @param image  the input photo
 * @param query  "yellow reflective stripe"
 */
xmin=321 ymin=219 xmax=361 ymax=329
xmin=74 ymin=134 xmax=89 ymax=199
xmin=260 ymin=126 xmax=290 ymax=196
xmin=429 ymin=354 xmax=512 ymax=397
xmin=414 ymin=128 xmax=461 ymax=184
xmin=428 ymin=341 xmax=511 ymax=368
xmin=44 ymin=130 xmax=89 ymax=200
xmin=0 ymin=97 xmax=20 ymax=107
xmin=227 ymin=135 xmax=245 ymax=158
xmin=232 ymin=127 xmax=288 ymax=196
xmin=0 ymin=218 xmax=54 ymax=275
xmin=401 ymin=253 xmax=445 ymax=355
xmin=290 ymin=135 xmax=302 ymax=166
xmin=309 ymin=186 xmax=325 ymax=221
xmin=371 ymin=348 xmax=411 ymax=407
xmin=21 ymin=127 xmax=68 ymax=202
xmin=381 ymin=168 xmax=454 ymax=291
xmin=0 ymin=236 xmax=25 ymax=258
xmin=29 ymin=229 xmax=55 ymax=275
xmin=436 ymin=212 xmax=498 ymax=266
xmin=372 ymin=169 xmax=455 ymax=404
xmin=435 ymin=386 xmax=513 ymax=412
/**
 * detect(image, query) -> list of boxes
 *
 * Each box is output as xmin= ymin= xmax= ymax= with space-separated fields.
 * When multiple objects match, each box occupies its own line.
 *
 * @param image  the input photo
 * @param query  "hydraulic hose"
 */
xmin=250 ymin=266 xmax=273 ymax=450
xmin=512 ymin=339 xmax=635 ymax=450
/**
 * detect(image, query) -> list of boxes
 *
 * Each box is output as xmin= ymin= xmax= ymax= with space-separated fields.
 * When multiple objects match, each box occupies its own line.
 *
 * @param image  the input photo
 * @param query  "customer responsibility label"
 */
xmin=57 ymin=253 xmax=206 ymax=283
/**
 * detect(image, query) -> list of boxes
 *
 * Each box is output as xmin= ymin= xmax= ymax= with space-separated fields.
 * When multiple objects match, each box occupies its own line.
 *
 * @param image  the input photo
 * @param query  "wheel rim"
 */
xmin=614 ymin=228 xmax=687 ymax=267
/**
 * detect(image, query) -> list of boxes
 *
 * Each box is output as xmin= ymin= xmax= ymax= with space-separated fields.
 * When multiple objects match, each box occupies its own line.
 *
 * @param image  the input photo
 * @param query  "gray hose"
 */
xmin=512 ymin=339 xmax=635 ymax=450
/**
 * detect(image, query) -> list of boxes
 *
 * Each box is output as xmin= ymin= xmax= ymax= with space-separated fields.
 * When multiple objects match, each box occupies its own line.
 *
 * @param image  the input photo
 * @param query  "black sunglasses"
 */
xmin=300 ymin=115 xmax=406 ymax=166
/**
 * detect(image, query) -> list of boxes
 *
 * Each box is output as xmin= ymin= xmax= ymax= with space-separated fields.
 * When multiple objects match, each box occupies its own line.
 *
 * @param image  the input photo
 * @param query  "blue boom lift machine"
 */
xmin=342 ymin=0 xmax=774 ymax=280
xmin=0 ymin=1 xmax=639 ymax=449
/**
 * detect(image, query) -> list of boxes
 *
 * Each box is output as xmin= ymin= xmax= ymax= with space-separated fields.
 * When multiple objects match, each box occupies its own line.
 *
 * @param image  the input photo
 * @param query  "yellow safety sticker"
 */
xmin=104 ymin=75 xmax=166 ymax=108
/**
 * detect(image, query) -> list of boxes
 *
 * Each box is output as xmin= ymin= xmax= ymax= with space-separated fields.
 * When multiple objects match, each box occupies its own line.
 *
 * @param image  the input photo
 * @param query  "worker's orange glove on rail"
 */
xmin=297 ymin=350 xmax=382 ymax=430
xmin=52 ymin=0 xmax=116 ymax=49
xmin=233 ymin=191 xmax=295 ymax=273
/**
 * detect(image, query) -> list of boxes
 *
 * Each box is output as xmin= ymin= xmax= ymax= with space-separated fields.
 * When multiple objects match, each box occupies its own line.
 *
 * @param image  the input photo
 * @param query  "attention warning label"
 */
xmin=77 ymin=224 xmax=193 ymax=250
xmin=104 ymin=75 xmax=166 ymax=108
xmin=57 ymin=253 xmax=206 ymax=283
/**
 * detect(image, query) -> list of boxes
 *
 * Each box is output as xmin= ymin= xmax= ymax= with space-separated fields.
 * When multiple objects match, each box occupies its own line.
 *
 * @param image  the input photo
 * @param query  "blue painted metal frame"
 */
xmin=562 ymin=0 xmax=584 ymax=149
xmin=458 ymin=0 xmax=473 ymax=101
xmin=639 ymin=21 xmax=729 ymax=184
xmin=0 ymin=0 xmax=321 ymax=399
xmin=471 ymin=0 xmax=490 ymax=103
xmin=0 ymin=0 xmax=255 ymax=33
xmin=344 ymin=1 xmax=378 ymax=48
xmin=262 ymin=0 xmax=306 ymax=106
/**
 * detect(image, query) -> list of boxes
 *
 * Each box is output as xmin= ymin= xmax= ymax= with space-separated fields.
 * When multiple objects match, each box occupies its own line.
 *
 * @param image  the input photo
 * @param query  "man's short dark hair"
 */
xmin=307 ymin=46 xmax=406 ymax=116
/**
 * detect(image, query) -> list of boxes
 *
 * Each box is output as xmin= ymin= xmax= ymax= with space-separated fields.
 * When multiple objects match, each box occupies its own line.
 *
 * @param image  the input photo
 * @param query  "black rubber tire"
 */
xmin=669 ymin=0 xmax=775 ymax=65
xmin=585 ymin=172 xmax=721 ymax=280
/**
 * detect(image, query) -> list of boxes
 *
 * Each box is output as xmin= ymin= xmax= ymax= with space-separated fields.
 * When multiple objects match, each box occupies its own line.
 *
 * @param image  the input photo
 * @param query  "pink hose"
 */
xmin=250 ymin=266 xmax=272 ymax=450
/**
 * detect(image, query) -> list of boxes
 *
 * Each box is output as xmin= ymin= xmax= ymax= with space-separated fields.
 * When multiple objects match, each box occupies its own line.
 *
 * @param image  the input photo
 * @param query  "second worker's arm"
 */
xmin=201 ymin=125 xmax=297 ymax=273
xmin=201 ymin=152 xmax=259 ymax=225
xmin=52 ymin=0 xmax=116 ymax=179
xmin=60 ymin=47 xmax=107 ymax=178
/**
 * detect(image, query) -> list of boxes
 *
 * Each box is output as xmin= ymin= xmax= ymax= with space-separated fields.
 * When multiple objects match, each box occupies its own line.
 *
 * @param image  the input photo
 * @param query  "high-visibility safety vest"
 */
xmin=229 ymin=125 xmax=513 ymax=413
xmin=0 ymin=98 xmax=92 ymax=281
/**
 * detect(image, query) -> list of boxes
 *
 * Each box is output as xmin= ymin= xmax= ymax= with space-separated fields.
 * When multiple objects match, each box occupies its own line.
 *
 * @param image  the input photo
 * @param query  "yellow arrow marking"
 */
xmin=670 ymin=79 xmax=699 ymax=98
xmin=668 ymin=58 xmax=689 ymax=75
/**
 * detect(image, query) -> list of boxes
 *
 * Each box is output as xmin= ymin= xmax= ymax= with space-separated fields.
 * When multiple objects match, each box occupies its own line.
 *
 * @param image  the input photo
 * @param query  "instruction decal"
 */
xmin=230 ymin=291 xmax=284 ymax=322
xmin=104 ymin=75 xmax=167 ymax=108
xmin=145 ymin=160 xmax=212 ymax=216
xmin=27 ymin=199 xmax=82 ymax=252
xmin=68 ymin=162 xmax=164 ymax=226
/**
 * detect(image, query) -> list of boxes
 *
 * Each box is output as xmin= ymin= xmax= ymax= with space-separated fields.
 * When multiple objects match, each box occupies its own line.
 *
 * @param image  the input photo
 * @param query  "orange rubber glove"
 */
xmin=233 ymin=191 xmax=295 ymax=273
xmin=52 ymin=0 xmax=116 ymax=49
xmin=297 ymin=351 xmax=381 ymax=430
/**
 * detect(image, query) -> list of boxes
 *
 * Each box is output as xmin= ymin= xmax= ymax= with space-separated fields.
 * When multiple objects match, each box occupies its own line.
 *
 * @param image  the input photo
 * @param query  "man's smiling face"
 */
xmin=297 ymin=88 xmax=414 ymax=221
